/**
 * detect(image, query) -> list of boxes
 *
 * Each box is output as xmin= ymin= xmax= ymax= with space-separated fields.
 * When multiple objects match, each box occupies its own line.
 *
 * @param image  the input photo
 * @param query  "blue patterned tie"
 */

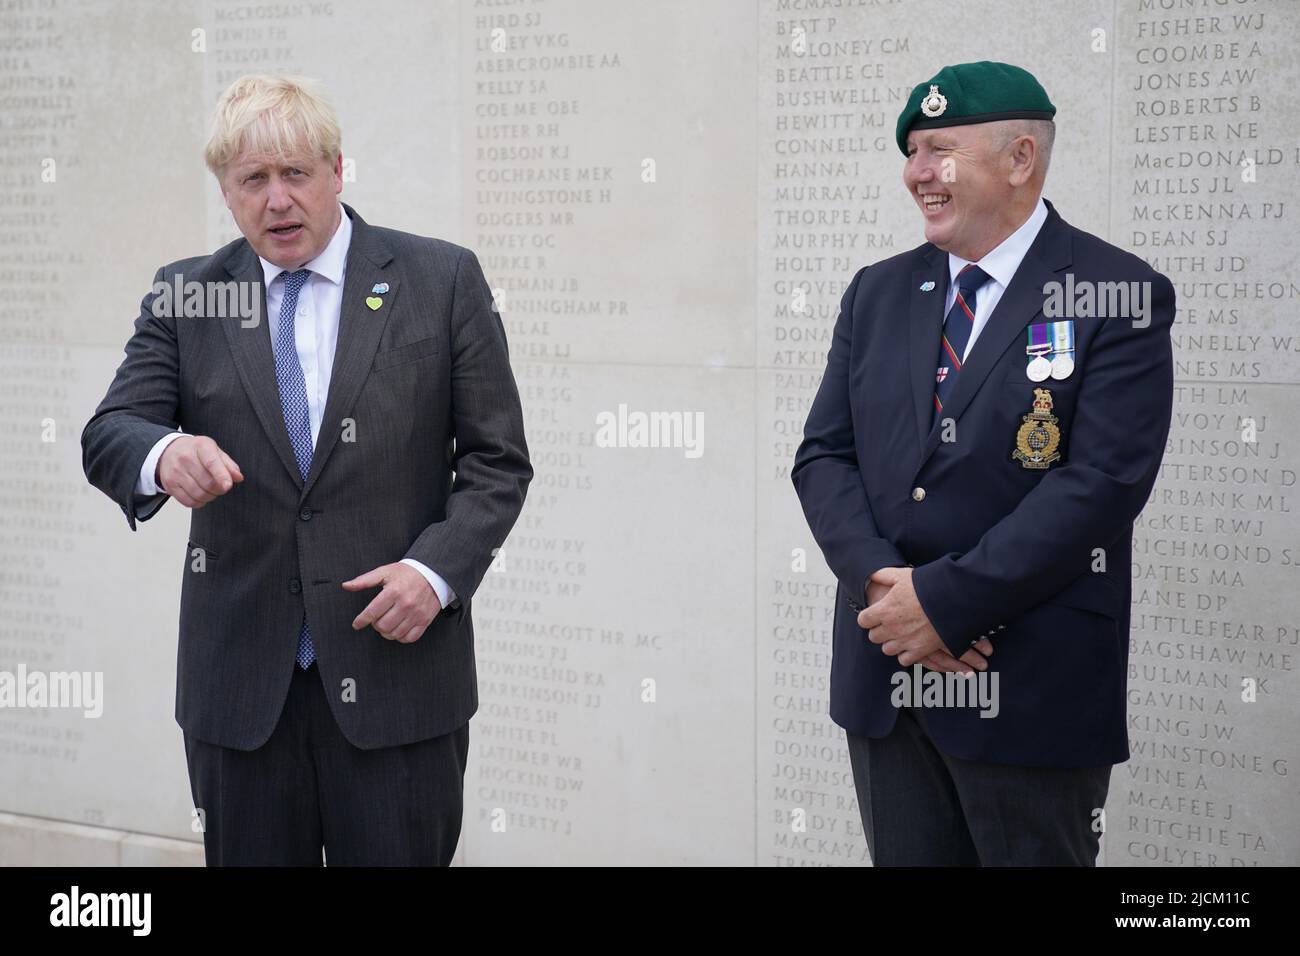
xmin=932 ymin=264 xmax=992 ymax=426
xmin=272 ymin=269 xmax=317 ymax=669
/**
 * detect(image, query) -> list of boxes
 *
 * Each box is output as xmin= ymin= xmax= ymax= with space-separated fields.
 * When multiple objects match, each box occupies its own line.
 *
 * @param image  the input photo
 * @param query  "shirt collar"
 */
xmin=259 ymin=202 xmax=351 ymax=288
xmin=948 ymin=196 xmax=1048 ymax=290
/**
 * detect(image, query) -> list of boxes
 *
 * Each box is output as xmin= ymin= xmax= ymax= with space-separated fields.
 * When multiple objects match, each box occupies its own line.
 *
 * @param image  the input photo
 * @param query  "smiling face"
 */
xmin=903 ymin=123 xmax=1033 ymax=262
xmin=219 ymin=147 xmax=343 ymax=270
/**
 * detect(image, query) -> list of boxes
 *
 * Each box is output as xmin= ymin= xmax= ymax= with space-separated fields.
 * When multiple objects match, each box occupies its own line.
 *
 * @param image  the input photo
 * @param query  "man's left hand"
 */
xmin=343 ymin=563 xmax=442 ymax=644
xmin=857 ymin=567 xmax=945 ymax=665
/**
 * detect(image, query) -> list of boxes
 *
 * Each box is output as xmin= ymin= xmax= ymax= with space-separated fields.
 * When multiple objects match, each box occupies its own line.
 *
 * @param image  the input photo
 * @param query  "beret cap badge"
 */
xmin=920 ymin=84 xmax=948 ymax=118
xmin=895 ymin=62 xmax=1057 ymax=155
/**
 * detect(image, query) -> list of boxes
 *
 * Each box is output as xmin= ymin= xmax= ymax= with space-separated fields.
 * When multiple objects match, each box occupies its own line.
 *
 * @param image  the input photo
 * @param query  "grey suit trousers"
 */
xmin=184 ymin=662 xmax=469 ymax=866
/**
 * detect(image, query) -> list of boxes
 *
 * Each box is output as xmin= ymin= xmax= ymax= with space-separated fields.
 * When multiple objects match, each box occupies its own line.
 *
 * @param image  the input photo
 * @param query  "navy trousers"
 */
xmin=847 ymin=706 xmax=1111 ymax=866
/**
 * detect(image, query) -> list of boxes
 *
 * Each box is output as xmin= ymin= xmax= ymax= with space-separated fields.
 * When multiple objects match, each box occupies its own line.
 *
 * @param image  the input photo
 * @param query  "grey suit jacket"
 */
xmin=82 ymin=203 xmax=531 ymax=750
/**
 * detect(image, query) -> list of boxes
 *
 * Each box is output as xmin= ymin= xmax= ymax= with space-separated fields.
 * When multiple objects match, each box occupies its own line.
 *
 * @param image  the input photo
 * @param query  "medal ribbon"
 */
xmin=1051 ymin=320 xmax=1074 ymax=358
xmin=1026 ymin=323 xmax=1051 ymax=355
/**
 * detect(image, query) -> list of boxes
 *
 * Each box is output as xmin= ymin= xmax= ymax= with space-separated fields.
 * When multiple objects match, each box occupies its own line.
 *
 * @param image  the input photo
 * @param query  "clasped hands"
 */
xmin=858 ymin=567 xmax=992 ymax=674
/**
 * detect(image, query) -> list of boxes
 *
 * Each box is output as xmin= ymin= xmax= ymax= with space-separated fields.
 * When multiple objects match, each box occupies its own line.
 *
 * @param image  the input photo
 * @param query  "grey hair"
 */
xmin=988 ymin=118 xmax=1055 ymax=177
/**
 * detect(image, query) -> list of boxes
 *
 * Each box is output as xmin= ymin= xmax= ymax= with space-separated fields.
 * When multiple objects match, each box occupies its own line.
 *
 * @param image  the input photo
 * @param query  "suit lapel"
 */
xmin=908 ymin=246 xmax=949 ymax=453
xmin=915 ymin=202 xmax=1073 ymax=469
xmin=220 ymin=245 xmax=304 ymax=489
xmin=300 ymin=204 xmax=398 ymax=499
xmin=220 ymin=204 xmax=399 ymax=498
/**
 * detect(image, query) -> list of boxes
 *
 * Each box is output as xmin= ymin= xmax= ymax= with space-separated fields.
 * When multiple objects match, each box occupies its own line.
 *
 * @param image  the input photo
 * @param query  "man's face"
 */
xmin=220 ymin=147 xmax=343 ymax=270
xmin=903 ymin=125 xmax=1013 ymax=260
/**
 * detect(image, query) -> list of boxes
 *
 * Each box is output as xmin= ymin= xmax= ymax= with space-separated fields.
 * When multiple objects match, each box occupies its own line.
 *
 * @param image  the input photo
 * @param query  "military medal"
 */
xmin=1013 ymin=388 xmax=1063 ymax=469
xmin=1049 ymin=320 xmax=1075 ymax=380
xmin=1026 ymin=324 xmax=1052 ymax=381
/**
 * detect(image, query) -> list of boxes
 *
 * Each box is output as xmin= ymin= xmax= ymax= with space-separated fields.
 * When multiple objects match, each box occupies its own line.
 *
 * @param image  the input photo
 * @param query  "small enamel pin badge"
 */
xmin=372 ymin=283 xmax=389 ymax=294
xmin=366 ymin=282 xmax=387 ymax=310
xmin=920 ymin=281 xmax=936 ymax=292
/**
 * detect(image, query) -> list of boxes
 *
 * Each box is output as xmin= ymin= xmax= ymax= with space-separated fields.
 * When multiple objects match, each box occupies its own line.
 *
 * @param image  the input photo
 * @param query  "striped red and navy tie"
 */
xmin=932 ymin=264 xmax=992 ymax=426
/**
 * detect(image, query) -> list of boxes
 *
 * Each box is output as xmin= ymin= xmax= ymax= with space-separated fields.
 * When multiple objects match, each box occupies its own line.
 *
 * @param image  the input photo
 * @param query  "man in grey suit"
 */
xmin=81 ymin=74 xmax=531 ymax=865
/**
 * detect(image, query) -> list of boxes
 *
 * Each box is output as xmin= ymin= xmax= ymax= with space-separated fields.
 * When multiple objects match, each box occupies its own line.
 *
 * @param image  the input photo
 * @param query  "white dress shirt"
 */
xmin=945 ymin=196 xmax=1048 ymax=361
xmin=134 ymin=203 xmax=456 ymax=608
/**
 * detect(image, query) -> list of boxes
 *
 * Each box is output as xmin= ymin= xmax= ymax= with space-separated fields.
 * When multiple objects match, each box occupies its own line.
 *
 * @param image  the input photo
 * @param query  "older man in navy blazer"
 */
xmin=793 ymin=62 xmax=1174 ymax=865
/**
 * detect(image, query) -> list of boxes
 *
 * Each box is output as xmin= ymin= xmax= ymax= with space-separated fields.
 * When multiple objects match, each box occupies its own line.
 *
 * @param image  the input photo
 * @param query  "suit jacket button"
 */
xmin=911 ymin=487 xmax=926 ymax=502
xmin=289 ymin=578 xmax=302 ymax=594
xmin=299 ymin=508 xmax=312 ymax=521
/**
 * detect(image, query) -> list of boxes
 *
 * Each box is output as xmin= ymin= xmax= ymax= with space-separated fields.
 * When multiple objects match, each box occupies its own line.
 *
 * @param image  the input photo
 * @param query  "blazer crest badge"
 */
xmin=1013 ymin=388 xmax=1062 ymax=469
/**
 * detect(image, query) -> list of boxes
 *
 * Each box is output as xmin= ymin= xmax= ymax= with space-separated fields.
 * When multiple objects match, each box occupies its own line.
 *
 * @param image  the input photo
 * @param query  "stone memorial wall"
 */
xmin=0 ymin=0 xmax=1295 ymax=865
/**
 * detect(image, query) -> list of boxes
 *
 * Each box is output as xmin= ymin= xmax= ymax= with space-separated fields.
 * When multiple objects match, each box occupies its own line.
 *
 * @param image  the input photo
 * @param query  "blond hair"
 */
xmin=203 ymin=74 xmax=341 ymax=177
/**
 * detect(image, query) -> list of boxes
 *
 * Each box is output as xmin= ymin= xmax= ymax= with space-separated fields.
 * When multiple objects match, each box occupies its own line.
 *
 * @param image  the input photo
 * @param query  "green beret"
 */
xmin=896 ymin=61 xmax=1056 ymax=155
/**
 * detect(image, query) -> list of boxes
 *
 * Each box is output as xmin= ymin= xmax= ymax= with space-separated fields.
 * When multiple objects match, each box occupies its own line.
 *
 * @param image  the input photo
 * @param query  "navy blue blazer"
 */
xmin=792 ymin=200 xmax=1175 ymax=768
